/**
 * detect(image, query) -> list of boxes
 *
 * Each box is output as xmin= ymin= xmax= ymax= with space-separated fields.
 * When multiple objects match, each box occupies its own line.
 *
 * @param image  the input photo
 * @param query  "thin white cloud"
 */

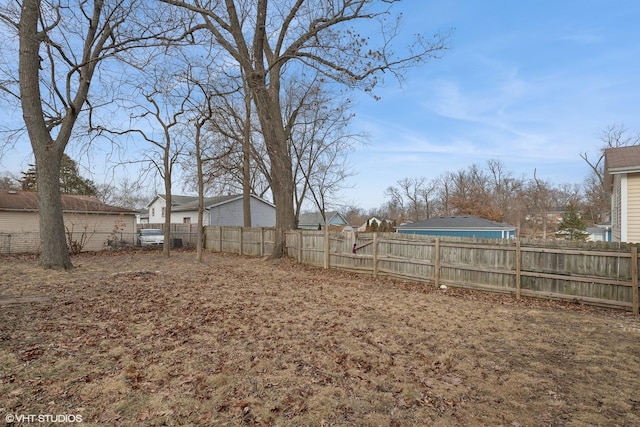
xmin=558 ymin=28 xmax=603 ymax=44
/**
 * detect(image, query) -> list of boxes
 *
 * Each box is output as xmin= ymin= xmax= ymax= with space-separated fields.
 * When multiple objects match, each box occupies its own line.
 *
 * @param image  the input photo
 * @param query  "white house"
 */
xmin=146 ymin=195 xmax=199 ymax=224
xmin=145 ymin=194 xmax=276 ymax=227
xmin=605 ymin=145 xmax=640 ymax=242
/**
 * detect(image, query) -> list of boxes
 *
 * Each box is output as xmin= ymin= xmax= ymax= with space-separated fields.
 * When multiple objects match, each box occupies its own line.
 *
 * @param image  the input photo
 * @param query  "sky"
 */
xmin=1 ymin=1 xmax=640 ymax=211
xmin=341 ymin=0 xmax=640 ymax=209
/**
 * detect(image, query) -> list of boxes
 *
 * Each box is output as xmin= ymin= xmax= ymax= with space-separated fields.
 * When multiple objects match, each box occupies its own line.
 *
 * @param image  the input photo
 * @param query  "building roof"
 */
xmin=170 ymin=195 xmax=238 ymax=212
xmin=0 ymin=190 xmax=136 ymax=214
xmin=604 ymin=145 xmax=640 ymax=189
xmin=149 ymin=194 xmax=275 ymax=212
xmin=586 ymin=227 xmax=606 ymax=234
xmin=605 ymin=145 xmax=640 ymax=171
xmin=397 ymin=216 xmax=515 ymax=230
xmin=298 ymin=211 xmax=348 ymax=227
xmin=148 ymin=194 xmax=198 ymax=208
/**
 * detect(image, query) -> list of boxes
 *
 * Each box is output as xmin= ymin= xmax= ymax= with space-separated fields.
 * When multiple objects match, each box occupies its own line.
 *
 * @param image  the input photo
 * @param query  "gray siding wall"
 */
xmin=208 ymin=197 xmax=275 ymax=227
xmin=249 ymin=197 xmax=276 ymax=227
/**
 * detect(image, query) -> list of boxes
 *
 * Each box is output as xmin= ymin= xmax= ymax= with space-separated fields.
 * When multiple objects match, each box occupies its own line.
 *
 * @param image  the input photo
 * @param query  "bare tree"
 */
xmin=191 ymin=91 xmax=215 ymax=262
xmin=486 ymin=159 xmax=525 ymax=226
xmin=0 ymin=0 xmax=177 ymax=268
xmin=110 ymin=65 xmax=195 ymax=257
xmin=0 ymin=172 xmax=19 ymax=190
xmin=384 ymin=177 xmax=436 ymax=222
xmin=447 ymin=164 xmax=505 ymax=221
xmin=181 ymin=68 xmax=242 ymax=261
xmin=162 ymin=0 xmax=450 ymax=258
xmin=193 ymin=77 xmax=269 ymax=223
xmin=299 ymin=121 xmax=357 ymax=224
xmin=96 ymin=177 xmax=149 ymax=209
xmin=287 ymin=76 xmax=361 ymax=224
xmin=383 ymin=184 xmax=406 ymax=222
xmin=434 ymin=172 xmax=453 ymax=217
xmin=525 ymin=169 xmax=556 ymax=239
xmin=384 ymin=160 xmax=528 ymax=231
xmin=401 ymin=177 xmax=426 ymax=222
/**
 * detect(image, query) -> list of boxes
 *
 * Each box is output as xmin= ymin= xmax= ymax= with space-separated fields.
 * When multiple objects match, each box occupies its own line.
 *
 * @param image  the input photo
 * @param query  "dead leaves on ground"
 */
xmin=1 ymin=251 xmax=639 ymax=426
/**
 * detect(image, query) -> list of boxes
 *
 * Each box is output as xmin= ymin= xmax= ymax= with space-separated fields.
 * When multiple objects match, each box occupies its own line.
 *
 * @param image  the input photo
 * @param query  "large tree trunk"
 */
xmin=251 ymin=86 xmax=295 ymax=259
xmin=19 ymin=0 xmax=72 ymax=269
xmin=246 ymin=1 xmax=294 ymax=258
xmin=195 ymin=122 xmax=205 ymax=262
xmin=35 ymin=152 xmax=73 ymax=269
xmin=270 ymin=170 xmax=295 ymax=258
xmin=163 ymin=171 xmax=172 ymax=257
xmin=242 ymin=86 xmax=252 ymax=228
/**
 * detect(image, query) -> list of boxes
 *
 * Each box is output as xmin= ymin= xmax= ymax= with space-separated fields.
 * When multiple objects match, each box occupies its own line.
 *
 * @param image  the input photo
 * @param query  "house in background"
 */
xmin=145 ymin=194 xmax=276 ymax=227
xmin=396 ymin=216 xmax=516 ymax=239
xmin=206 ymin=195 xmax=275 ymax=227
xmin=357 ymin=217 xmax=393 ymax=232
xmin=297 ymin=211 xmax=349 ymax=230
xmin=146 ymin=195 xmax=202 ymax=224
xmin=0 ymin=190 xmax=136 ymax=253
xmin=605 ymin=145 xmax=640 ymax=242
xmin=136 ymin=209 xmax=149 ymax=224
xmin=586 ymin=226 xmax=611 ymax=242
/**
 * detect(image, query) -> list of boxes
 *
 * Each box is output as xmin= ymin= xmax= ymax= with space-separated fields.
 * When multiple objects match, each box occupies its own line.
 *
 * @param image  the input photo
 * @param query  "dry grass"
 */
xmin=1 ymin=250 xmax=639 ymax=426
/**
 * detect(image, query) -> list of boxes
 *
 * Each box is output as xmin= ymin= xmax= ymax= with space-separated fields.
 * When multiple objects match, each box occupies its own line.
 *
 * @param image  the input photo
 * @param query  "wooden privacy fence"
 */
xmin=204 ymin=226 xmax=275 ymax=256
xmin=284 ymin=230 xmax=640 ymax=314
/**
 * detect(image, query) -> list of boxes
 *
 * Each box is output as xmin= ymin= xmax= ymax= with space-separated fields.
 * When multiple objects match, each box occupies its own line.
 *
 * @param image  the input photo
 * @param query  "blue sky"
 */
xmin=342 ymin=0 xmax=640 ymax=209
xmin=2 ymin=1 xmax=640 ymax=211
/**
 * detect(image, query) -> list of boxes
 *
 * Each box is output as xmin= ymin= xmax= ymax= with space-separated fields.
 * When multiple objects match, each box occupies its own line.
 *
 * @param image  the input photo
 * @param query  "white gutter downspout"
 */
xmin=621 ymin=174 xmax=628 ymax=242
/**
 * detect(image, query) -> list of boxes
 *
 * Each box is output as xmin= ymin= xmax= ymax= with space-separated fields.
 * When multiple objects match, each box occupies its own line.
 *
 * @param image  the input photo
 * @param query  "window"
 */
xmin=151 ymin=208 xmax=155 ymax=217
xmin=161 ymin=207 xmax=166 ymax=218
xmin=183 ymin=217 xmax=191 ymax=224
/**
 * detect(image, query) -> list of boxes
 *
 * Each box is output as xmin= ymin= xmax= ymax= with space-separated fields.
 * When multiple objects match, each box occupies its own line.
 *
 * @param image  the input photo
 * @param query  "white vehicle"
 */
xmin=137 ymin=229 xmax=164 ymax=247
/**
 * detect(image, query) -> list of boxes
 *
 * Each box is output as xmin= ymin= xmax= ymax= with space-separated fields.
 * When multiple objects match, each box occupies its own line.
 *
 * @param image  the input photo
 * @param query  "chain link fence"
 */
xmin=0 ymin=229 xmax=199 ymax=255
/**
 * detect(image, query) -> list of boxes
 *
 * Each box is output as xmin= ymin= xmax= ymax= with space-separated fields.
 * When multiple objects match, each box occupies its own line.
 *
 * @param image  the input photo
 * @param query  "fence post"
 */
xmin=297 ymin=231 xmax=303 ymax=262
xmin=516 ymin=239 xmax=522 ymax=300
xmin=632 ymin=246 xmax=638 ymax=316
xmin=373 ymin=233 xmax=379 ymax=278
xmin=260 ymin=227 xmax=264 ymax=256
xmin=434 ymin=238 xmax=440 ymax=287
xmin=218 ymin=226 xmax=222 ymax=252
xmin=238 ymin=226 xmax=243 ymax=255
xmin=323 ymin=228 xmax=330 ymax=269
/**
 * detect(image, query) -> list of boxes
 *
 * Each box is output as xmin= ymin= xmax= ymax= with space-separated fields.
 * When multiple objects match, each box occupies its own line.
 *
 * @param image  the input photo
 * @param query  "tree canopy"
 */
xmin=556 ymin=202 xmax=588 ymax=241
xmin=0 ymin=0 xmax=451 ymax=267
xmin=20 ymin=154 xmax=97 ymax=196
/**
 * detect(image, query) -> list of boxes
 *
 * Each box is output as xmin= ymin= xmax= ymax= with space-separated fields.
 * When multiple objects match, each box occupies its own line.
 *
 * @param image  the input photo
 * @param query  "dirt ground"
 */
xmin=1 ymin=250 xmax=639 ymax=426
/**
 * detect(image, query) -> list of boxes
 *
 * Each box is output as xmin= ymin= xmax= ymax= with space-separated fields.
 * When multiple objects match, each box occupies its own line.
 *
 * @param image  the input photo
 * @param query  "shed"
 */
xmin=0 ymin=190 xmax=137 ymax=254
xmin=396 ymin=216 xmax=516 ymax=239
